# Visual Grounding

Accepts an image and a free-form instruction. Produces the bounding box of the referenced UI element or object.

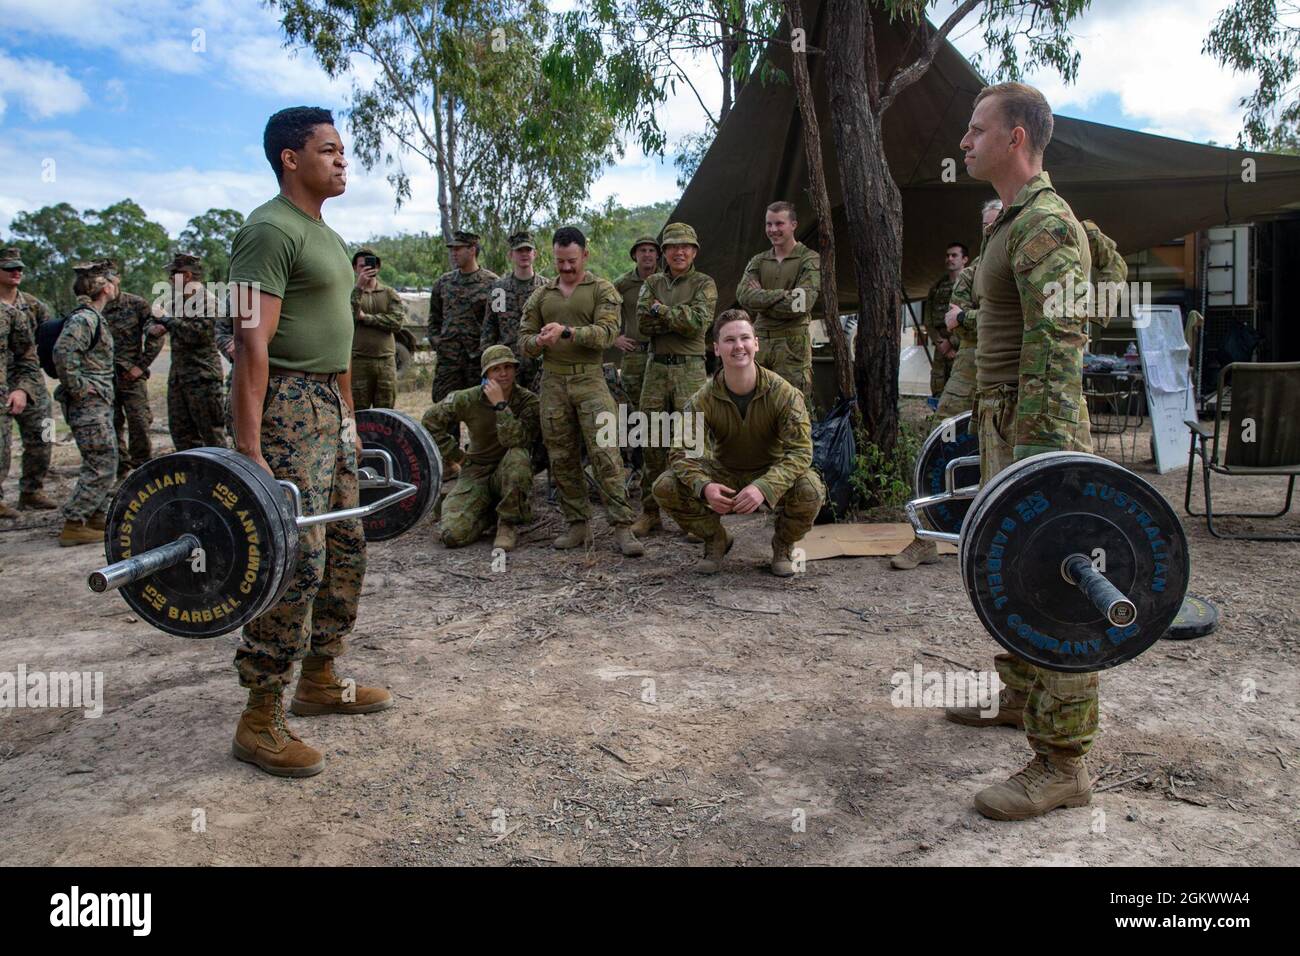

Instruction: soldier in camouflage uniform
[422,345,540,552]
[614,235,661,420]
[215,312,235,440]
[429,230,497,409]
[949,82,1100,820]
[0,248,56,517]
[481,231,548,393]
[53,260,118,546]
[158,253,226,450]
[1081,219,1129,329]
[630,223,717,537]
[519,226,642,556]
[655,309,824,576]
[226,105,391,778]
[349,248,405,409]
[736,201,820,405]
[104,269,164,474]
[922,243,970,397]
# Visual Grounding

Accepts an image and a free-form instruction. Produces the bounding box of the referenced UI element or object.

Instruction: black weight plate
[961,453,1190,672]
[190,448,300,623]
[104,450,292,638]
[355,408,442,541]
[913,411,980,534]
[1162,594,1220,640]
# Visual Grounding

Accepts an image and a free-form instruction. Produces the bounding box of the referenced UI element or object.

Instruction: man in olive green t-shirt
[226,106,392,780]
[518,226,642,557]
[349,247,406,409]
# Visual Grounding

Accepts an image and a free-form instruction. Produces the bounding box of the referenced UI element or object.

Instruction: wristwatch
[492,400,508,412]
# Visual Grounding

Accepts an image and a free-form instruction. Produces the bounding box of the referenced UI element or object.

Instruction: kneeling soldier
[653,309,823,576]
[423,344,540,551]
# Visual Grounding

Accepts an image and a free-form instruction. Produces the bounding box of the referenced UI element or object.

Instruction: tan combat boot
[88,511,107,531]
[629,509,661,538]
[973,754,1092,820]
[232,689,325,778]
[58,518,103,547]
[771,539,798,577]
[613,524,645,557]
[697,529,734,575]
[289,656,395,716]
[553,521,592,550]
[945,687,1027,729]
[493,521,518,552]
[0,501,17,520]
[18,491,57,510]
[891,537,940,570]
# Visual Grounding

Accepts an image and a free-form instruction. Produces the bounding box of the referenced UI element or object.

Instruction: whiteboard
[1134,304,1196,474]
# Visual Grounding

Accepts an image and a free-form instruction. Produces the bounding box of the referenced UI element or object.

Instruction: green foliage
[178,208,245,283]
[1204,0,1300,149]
[354,232,444,289]
[848,414,927,512]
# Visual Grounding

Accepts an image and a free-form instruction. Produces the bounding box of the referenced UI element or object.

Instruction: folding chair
[1184,361,1300,540]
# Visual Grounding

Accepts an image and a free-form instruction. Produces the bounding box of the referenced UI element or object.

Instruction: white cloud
[0,52,89,120]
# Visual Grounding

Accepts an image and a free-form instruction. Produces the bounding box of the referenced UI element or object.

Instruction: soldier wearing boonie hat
[421,342,540,553]
[0,247,56,517]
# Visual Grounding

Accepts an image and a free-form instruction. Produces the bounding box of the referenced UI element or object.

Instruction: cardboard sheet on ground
[799,523,958,561]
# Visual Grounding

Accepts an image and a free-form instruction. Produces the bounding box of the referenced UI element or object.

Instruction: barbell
[906,418,1196,672]
[88,408,442,639]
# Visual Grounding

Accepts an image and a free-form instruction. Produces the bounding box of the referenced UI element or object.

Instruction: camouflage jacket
[1082,220,1129,328]
[735,242,820,333]
[614,269,650,343]
[214,313,234,363]
[671,365,812,506]
[924,274,960,351]
[950,260,978,348]
[480,272,547,355]
[105,291,163,377]
[161,288,223,381]
[973,170,1091,458]
[518,273,622,367]
[422,383,539,468]
[428,266,498,348]
[54,302,115,404]
[1,290,49,401]
[636,266,717,356]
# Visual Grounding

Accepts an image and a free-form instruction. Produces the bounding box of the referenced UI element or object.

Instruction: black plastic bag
[812,398,856,523]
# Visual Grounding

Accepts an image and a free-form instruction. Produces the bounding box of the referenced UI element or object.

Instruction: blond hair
[974,82,1054,156]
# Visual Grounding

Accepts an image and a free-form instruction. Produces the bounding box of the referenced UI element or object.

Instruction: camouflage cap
[628,234,661,260]
[72,259,116,278]
[660,222,699,248]
[0,248,25,269]
[167,252,204,278]
[508,231,536,251]
[480,344,519,374]
[446,230,481,248]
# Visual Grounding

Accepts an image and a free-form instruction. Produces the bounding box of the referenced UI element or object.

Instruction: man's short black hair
[947,241,970,257]
[264,106,335,182]
[552,226,587,249]
[352,249,380,267]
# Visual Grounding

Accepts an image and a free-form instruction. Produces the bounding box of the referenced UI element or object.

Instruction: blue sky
[0,0,1259,243]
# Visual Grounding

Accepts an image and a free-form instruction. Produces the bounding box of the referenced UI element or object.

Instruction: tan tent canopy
[671,0,1300,308]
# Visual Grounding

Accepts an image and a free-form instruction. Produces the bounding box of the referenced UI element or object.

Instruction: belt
[650,353,705,365]
[543,360,602,376]
[755,324,809,339]
[268,365,339,383]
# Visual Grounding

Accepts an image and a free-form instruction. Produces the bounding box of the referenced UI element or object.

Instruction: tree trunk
[826,0,904,479]
[782,0,852,405]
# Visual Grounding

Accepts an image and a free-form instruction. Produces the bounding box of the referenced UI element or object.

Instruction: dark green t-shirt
[228,194,355,373]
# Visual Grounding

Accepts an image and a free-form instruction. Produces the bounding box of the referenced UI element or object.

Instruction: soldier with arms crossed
[228,106,392,779]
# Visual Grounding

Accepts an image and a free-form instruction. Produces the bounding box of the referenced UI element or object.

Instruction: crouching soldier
[422,344,540,551]
[653,309,823,576]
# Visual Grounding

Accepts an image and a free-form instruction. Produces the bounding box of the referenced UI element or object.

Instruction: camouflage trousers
[930,353,954,397]
[653,461,825,547]
[222,367,235,443]
[0,383,52,499]
[351,355,398,410]
[936,347,975,416]
[756,327,812,407]
[430,335,480,404]
[59,392,118,521]
[620,350,649,415]
[638,356,707,517]
[235,375,367,690]
[540,366,633,526]
[168,368,226,451]
[976,383,1098,759]
[439,448,534,547]
[113,375,153,470]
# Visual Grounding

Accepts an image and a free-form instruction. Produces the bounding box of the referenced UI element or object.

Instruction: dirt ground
[2,374,1297,867]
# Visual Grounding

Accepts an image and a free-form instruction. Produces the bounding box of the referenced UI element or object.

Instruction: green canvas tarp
[671,0,1300,308]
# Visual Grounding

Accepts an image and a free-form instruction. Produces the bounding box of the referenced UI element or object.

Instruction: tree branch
[879,0,983,114]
